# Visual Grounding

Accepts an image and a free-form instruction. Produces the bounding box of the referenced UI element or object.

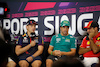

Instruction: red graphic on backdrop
[24,2,56,11]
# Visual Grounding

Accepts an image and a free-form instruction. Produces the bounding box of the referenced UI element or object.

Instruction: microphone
[30,32,36,40]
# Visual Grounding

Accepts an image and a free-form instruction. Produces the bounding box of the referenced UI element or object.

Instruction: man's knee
[46,59,53,66]
[7,61,16,67]
[19,60,29,67]
[31,60,42,67]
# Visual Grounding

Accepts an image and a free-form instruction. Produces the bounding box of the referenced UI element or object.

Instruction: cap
[60,20,70,27]
[84,21,99,29]
[26,20,38,25]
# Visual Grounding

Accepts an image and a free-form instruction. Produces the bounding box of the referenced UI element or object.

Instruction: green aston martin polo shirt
[50,34,76,52]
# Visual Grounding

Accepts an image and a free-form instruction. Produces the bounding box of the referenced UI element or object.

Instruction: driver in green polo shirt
[46,20,76,67]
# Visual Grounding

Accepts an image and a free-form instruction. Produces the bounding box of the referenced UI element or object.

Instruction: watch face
[0,7,4,15]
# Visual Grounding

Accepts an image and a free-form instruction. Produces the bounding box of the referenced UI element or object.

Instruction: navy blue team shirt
[16,33,43,60]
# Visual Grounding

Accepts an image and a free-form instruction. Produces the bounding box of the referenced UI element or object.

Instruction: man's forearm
[89,39,100,53]
[16,44,31,56]
[32,46,43,57]
[78,48,91,55]
[61,52,75,56]
[61,50,76,56]
[48,49,56,56]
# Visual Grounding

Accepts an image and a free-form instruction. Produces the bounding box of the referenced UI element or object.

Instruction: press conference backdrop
[1,2,100,43]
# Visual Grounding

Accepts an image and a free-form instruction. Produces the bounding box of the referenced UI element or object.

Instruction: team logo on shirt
[96,37,100,40]
[87,41,90,45]
[56,38,61,43]
[23,37,28,43]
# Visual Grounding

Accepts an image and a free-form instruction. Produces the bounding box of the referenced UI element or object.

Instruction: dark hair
[60,26,69,28]
[91,21,99,31]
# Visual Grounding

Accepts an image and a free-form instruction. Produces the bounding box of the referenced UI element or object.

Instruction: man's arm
[15,40,36,56]
[31,45,44,57]
[26,45,43,62]
[88,29,100,53]
[26,45,44,62]
[61,49,76,56]
[48,45,60,56]
[48,45,54,55]
[15,44,31,56]
[78,36,92,55]
[89,39,100,54]
[78,47,91,55]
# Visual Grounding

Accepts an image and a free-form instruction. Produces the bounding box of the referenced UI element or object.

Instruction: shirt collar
[22,33,28,37]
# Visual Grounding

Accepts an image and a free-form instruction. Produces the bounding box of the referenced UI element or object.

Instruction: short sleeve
[17,36,22,46]
[49,35,55,47]
[38,35,44,46]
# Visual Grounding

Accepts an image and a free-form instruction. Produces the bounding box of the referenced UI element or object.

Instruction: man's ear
[95,27,98,31]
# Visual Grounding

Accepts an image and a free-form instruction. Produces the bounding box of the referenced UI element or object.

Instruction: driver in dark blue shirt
[15,20,44,67]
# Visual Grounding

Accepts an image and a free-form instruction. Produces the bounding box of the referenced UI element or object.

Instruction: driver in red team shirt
[79,21,100,67]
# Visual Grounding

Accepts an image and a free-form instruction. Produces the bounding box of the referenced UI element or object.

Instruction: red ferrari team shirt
[80,32,100,57]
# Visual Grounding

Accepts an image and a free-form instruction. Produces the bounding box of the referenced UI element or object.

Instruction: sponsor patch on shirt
[23,37,28,43]
[65,39,70,42]
[87,41,90,45]
[34,38,38,43]
[56,38,61,43]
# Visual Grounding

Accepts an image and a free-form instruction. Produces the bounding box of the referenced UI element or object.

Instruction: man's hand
[26,56,33,62]
[89,33,95,39]
[53,50,61,57]
[30,40,36,47]
[95,41,100,45]
[89,29,95,39]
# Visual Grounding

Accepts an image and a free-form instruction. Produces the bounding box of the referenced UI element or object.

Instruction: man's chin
[31,31,35,33]
[63,33,68,36]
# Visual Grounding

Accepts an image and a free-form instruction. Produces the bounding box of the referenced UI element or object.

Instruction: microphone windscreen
[30,32,36,40]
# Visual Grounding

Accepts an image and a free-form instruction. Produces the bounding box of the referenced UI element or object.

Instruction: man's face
[87,27,95,34]
[60,26,69,35]
[26,24,36,33]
